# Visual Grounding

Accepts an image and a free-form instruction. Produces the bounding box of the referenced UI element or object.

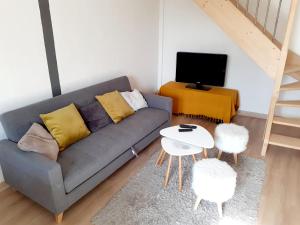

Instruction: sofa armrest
[143,93,173,119]
[0,140,66,214]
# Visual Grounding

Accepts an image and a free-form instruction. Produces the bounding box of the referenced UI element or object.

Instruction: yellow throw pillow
[40,103,90,151]
[96,91,134,123]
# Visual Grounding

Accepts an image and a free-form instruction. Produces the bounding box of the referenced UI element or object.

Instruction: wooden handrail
[195,0,281,79]
[231,0,293,48]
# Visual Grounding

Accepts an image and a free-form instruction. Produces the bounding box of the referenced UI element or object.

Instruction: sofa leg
[54,212,64,224]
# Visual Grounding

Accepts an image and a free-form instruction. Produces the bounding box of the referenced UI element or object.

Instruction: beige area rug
[92,152,265,225]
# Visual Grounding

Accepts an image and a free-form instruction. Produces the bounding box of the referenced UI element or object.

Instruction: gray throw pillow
[17,123,59,160]
[79,101,112,132]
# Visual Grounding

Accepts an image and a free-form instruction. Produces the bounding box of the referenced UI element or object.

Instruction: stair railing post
[255,0,261,24]
[263,0,272,32]
[246,0,250,13]
[272,0,283,41]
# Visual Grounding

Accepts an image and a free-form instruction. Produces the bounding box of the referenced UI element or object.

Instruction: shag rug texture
[92,152,265,225]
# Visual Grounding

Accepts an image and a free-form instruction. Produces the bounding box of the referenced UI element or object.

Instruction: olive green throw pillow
[40,103,91,150]
[96,91,134,123]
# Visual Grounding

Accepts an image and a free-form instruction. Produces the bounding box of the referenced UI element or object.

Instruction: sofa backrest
[0,76,131,143]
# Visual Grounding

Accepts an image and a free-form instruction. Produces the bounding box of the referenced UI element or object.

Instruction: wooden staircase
[194,0,300,156]
[263,49,300,156]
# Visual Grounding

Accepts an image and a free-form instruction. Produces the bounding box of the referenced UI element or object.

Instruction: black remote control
[178,128,193,132]
[179,124,197,129]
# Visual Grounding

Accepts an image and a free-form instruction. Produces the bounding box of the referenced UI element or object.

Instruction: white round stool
[192,158,237,217]
[214,123,249,164]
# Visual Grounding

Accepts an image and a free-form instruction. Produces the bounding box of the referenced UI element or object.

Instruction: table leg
[203,148,208,158]
[178,156,182,192]
[159,151,166,166]
[217,150,222,159]
[155,149,164,166]
[192,154,197,162]
[164,155,172,187]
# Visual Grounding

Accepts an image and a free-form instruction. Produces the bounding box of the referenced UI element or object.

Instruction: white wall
[0,1,53,181]
[290,2,300,54]
[0,0,160,183]
[158,0,275,114]
[49,0,159,93]
[0,0,52,131]
[0,0,299,184]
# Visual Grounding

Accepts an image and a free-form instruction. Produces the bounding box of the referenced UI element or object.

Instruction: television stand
[186,83,211,91]
[159,81,239,123]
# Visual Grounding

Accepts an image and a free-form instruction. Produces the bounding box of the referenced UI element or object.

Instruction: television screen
[176,52,228,87]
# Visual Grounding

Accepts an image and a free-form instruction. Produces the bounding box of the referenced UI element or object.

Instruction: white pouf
[214,123,249,164]
[192,158,237,217]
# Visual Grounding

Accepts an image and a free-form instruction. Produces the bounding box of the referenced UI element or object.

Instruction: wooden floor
[0,115,299,225]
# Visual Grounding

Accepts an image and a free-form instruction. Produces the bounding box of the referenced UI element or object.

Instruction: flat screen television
[176,52,228,90]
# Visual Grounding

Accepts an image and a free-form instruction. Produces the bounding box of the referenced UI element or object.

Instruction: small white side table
[157,125,214,192]
[160,138,203,191]
[156,125,214,167]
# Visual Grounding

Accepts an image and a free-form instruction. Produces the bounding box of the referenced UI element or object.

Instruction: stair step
[276,100,300,108]
[269,134,300,150]
[284,64,300,74]
[273,116,300,128]
[280,81,300,91]
[286,72,300,81]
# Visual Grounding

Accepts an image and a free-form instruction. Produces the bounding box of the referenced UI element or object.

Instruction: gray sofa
[0,76,172,222]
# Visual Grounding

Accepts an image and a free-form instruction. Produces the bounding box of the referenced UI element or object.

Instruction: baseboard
[237,110,267,119]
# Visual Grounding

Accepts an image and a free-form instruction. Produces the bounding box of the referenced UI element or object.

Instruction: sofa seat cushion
[58,108,169,193]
